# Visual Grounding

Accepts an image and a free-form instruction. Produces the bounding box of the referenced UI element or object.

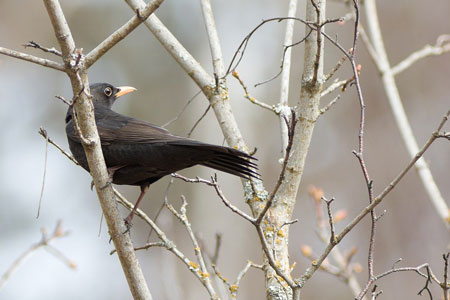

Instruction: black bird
[65,83,258,223]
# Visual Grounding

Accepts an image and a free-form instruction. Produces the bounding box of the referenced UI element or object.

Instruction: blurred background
[0,0,449,299]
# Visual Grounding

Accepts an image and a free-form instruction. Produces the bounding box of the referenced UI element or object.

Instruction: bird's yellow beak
[115,86,137,98]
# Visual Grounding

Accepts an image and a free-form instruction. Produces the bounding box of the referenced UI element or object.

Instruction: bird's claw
[122,214,134,234]
[100,181,112,190]
[90,180,112,190]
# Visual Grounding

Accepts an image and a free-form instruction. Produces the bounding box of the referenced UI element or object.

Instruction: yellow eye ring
[104,87,113,97]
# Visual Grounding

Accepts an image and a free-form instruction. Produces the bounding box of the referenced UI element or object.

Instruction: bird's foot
[122,213,134,234]
[100,180,112,190]
[90,180,113,190]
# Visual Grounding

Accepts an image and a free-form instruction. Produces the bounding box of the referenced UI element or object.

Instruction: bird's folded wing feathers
[66,107,178,145]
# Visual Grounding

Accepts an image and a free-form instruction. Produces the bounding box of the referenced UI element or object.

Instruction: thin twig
[357,260,441,298]
[322,197,336,244]
[213,261,263,298]
[319,95,341,115]
[38,127,79,166]
[225,16,342,78]
[299,109,450,286]
[171,173,255,223]
[442,253,449,300]
[23,41,62,56]
[37,128,49,218]
[308,186,365,299]
[187,104,211,138]
[162,90,202,128]
[55,95,71,106]
[254,29,312,88]
[165,195,218,297]
[392,35,450,76]
[321,76,354,97]
[113,188,219,299]
[232,70,275,112]
[211,233,222,265]
[324,51,348,81]
[364,0,450,229]
[358,26,382,71]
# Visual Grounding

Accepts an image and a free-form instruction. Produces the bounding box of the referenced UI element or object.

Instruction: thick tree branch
[124,1,266,203]
[200,0,225,78]
[42,0,155,299]
[278,0,298,156]
[84,0,164,68]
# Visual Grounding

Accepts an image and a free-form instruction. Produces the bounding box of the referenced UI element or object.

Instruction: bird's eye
[104,87,113,97]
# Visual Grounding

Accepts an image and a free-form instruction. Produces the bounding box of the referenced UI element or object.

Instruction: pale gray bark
[41,0,162,299]
[364,0,449,230]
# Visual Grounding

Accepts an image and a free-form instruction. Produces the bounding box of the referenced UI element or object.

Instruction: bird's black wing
[67,107,259,180]
[66,106,173,145]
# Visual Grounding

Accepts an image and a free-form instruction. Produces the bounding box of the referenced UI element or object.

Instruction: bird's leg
[124,184,149,229]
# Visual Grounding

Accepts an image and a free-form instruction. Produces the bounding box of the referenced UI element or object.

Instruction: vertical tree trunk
[263,1,326,299]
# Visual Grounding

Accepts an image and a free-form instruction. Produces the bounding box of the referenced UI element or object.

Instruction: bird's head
[90,83,137,109]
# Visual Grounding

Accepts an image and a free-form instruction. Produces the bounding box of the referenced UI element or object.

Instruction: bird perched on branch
[65,83,258,224]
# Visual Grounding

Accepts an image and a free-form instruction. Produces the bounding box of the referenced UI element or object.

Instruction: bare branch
[134,242,166,251]
[322,197,336,244]
[357,261,440,300]
[187,104,211,138]
[278,0,298,157]
[232,70,275,112]
[308,186,365,299]
[300,109,450,285]
[171,173,255,223]
[254,29,313,88]
[442,253,449,300]
[165,195,218,297]
[324,51,348,81]
[358,26,382,70]
[23,41,62,56]
[113,188,219,298]
[84,0,164,68]
[38,127,79,166]
[125,0,212,87]
[319,95,341,115]
[321,77,352,97]
[0,46,64,71]
[255,110,297,226]
[392,35,450,76]
[162,90,202,128]
[213,260,263,298]
[364,0,450,229]
[42,1,155,298]
[37,127,49,218]
[200,0,225,78]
